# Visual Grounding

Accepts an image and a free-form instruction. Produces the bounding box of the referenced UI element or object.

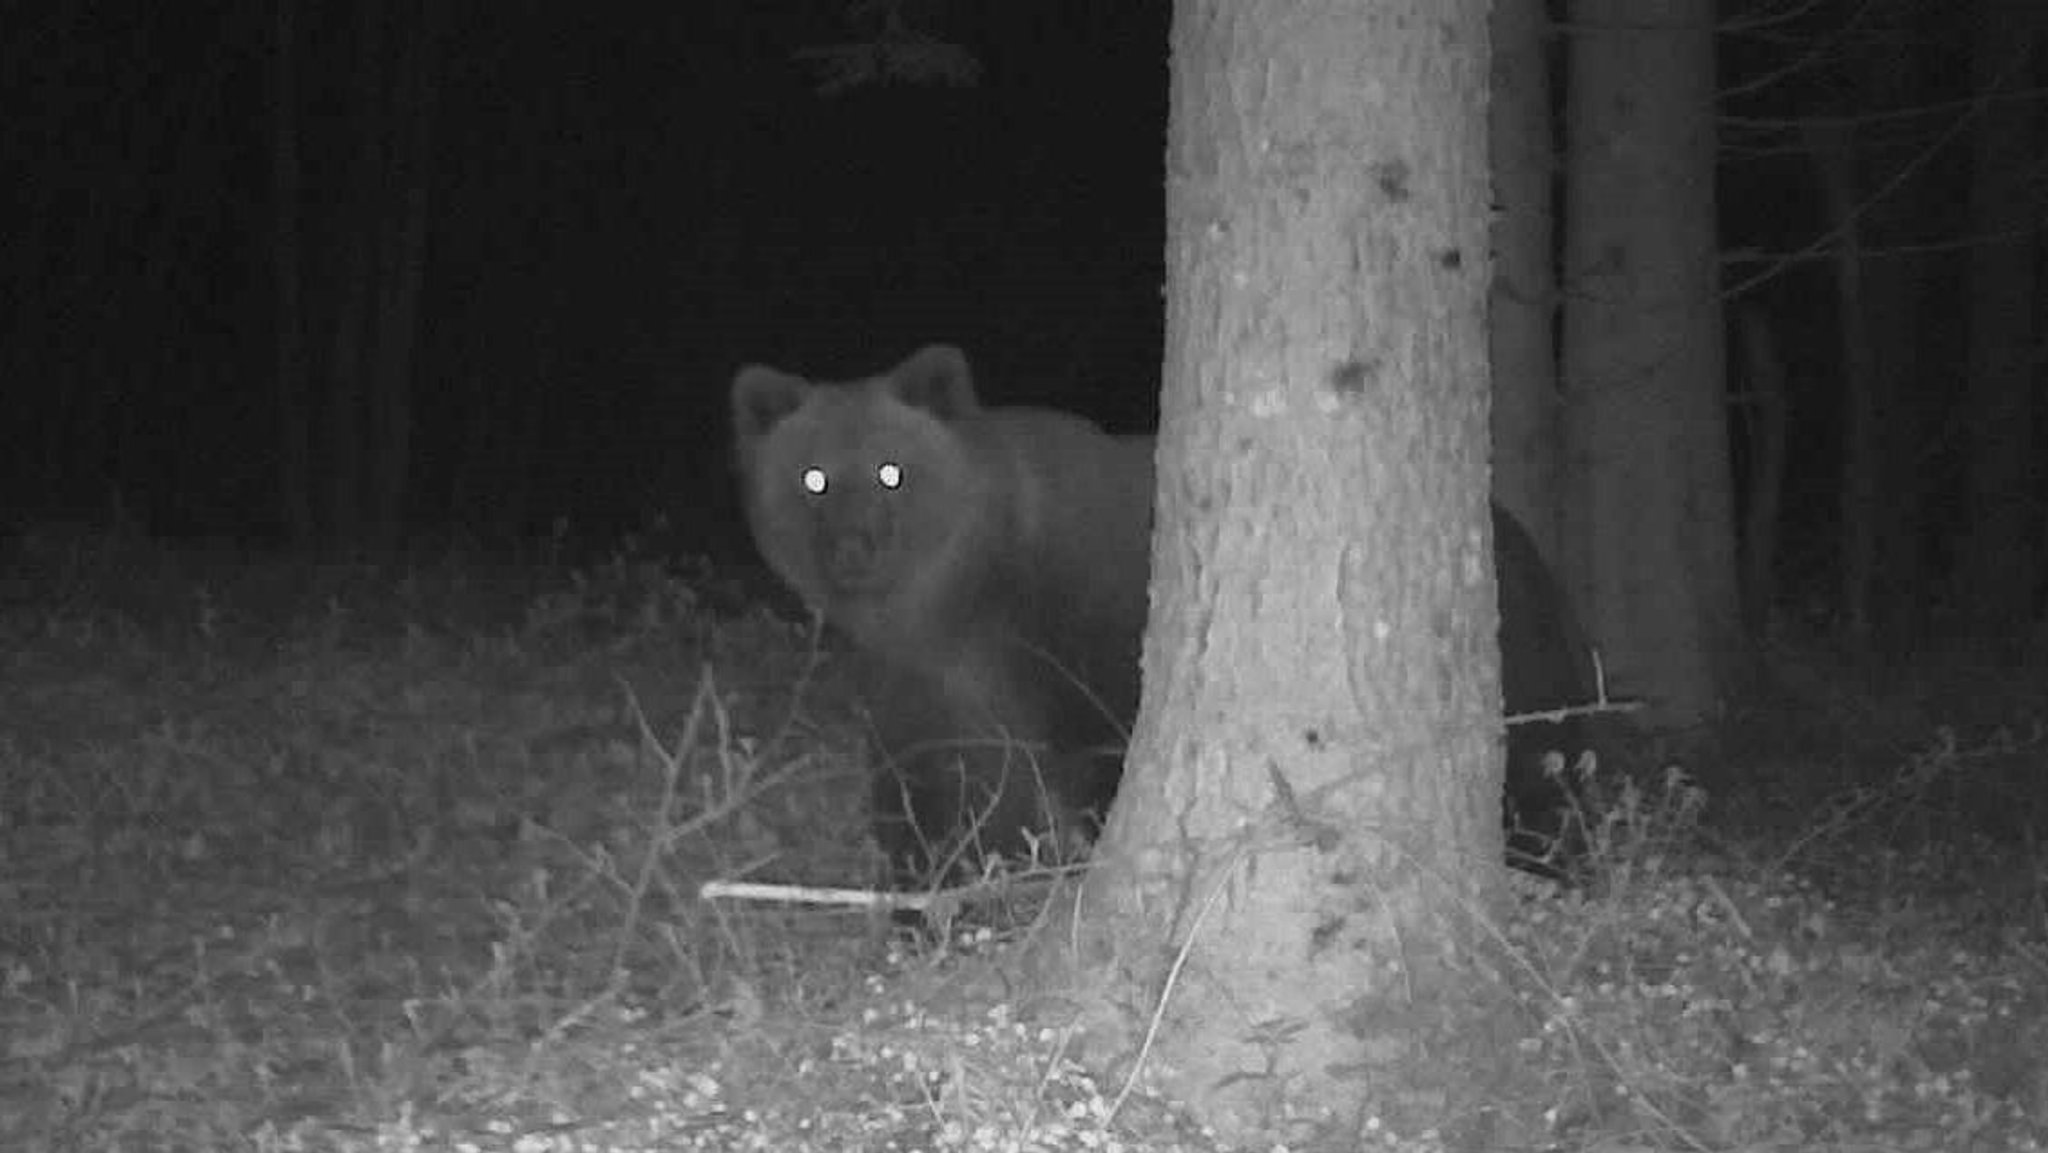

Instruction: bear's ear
[732,366,811,440]
[886,345,978,420]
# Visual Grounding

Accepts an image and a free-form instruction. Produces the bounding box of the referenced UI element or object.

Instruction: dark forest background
[2,2,1168,555]
[2,0,2042,657]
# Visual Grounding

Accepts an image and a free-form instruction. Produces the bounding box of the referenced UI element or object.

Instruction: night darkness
[3,1,1170,560]
[2,1,2043,643]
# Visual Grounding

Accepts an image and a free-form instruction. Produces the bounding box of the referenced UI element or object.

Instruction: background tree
[1561,0,1739,730]
[1489,0,1566,561]
[1796,3,1945,659]
[1954,0,2044,643]
[1034,0,1526,1144]
[271,0,438,551]
[1,6,234,529]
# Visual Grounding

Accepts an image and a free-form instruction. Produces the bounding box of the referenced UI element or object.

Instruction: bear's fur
[1491,505,1596,873]
[731,345,1155,881]
[731,344,1594,884]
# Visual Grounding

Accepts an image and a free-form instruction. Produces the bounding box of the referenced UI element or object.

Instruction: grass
[0,525,2044,1151]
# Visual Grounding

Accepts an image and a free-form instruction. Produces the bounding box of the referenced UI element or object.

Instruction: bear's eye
[800,466,829,496]
[876,461,904,490]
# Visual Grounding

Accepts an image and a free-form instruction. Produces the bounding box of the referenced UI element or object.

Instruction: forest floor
[1,526,2045,1152]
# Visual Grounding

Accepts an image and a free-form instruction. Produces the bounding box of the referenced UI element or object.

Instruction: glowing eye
[800,467,828,496]
[876,461,903,489]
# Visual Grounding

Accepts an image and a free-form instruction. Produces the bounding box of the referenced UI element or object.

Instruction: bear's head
[731,345,992,628]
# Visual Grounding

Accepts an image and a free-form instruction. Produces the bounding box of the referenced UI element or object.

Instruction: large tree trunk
[1034,1,1523,1144]
[1954,0,2043,643]
[1489,0,1564,561]
[1561,0,1739,729]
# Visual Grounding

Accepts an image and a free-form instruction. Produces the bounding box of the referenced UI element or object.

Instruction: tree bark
[1034,2,1527,1144]
[1731,305,1786,638]
[272,0,314,546]
[366,0,437,551]
[1806,22,1941,660]
[1488,0,1565,562]
[1805,119,1883,646]
[272,0,435,552]
[1955,0,2043,643]
[1561,0,1739,728]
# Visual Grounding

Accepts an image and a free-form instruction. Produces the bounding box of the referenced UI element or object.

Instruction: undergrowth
[0,529,2043,1151]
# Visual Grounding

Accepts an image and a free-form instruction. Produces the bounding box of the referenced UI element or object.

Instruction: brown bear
[1491,505,1598,874]
[731,345,1155,883]
[731,345,1593,885]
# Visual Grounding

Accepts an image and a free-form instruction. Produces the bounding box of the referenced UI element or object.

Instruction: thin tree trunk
[313,0,435,553]
[1805,121,1880,643]
[1955,0,2043,642]
[1732,305,1786,637]
[325,230,370,549]
[366,0,437,551]
[271,0,314,546]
